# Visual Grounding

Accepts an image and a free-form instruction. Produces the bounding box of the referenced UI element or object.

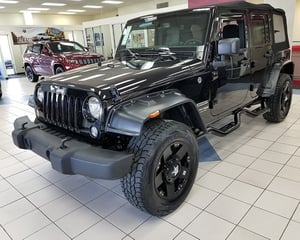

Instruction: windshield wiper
[140,47,177,61]
[118,48,139,61]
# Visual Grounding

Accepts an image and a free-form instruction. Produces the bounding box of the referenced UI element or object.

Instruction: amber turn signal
[149,110,160,118]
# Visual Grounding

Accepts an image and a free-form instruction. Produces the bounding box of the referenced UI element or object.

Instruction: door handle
[264,50,273,58]
[241,58,250,66]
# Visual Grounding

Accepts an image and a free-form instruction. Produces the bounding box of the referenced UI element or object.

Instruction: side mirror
[41,49,49,55]
[218,38,240,55]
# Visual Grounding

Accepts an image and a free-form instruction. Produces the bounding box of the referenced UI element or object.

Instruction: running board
[245,106,269,117]
[208,112,241,135]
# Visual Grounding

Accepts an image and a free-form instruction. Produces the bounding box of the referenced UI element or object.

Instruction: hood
[46,57,201,100]
[61,52,101,59]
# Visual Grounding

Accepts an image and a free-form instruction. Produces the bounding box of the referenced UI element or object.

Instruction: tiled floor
[1,77,300,239]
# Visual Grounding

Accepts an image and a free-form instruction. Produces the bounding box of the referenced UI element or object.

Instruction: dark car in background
[23,40,104,82]
[0,80,2,99]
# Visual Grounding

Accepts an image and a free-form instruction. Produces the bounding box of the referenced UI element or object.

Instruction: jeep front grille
[41,91,83,132]
[78,57,102,65]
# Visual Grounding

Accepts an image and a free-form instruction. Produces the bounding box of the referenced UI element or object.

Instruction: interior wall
[92,10,118,20]
[293,0,300,41]
[0,14,24,25]
[0,13,95,26]
[117,0,187,16]
[32,14,94,26]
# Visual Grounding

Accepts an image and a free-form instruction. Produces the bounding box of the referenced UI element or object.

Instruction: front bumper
[12,116,133,179]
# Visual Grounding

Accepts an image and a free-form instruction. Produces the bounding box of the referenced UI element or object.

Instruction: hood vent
[157,2,168,8]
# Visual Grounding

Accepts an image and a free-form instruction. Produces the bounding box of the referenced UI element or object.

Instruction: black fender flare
[105,90,206,136]
[261,60,294,97]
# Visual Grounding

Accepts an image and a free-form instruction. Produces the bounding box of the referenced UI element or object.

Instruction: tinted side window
[273,14,286,43]
[250,14,270,46]
[32,44,42,54]
[25,46,33,53]
[219,14,246,49]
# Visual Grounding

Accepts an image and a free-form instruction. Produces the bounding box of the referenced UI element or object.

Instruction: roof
[129,1,285,23]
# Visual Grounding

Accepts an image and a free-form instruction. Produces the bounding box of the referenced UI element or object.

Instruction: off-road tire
[25,65,39,82]
[263,73,292,122]
[121,119,198,216]
[55,66,64,74]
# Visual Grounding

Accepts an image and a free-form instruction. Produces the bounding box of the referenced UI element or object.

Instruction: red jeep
[23,40,104,82]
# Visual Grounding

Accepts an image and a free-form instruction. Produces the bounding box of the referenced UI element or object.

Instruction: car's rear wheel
[121,119,198,216]
[55,66,64,74]
[263,73,292,122]
[25,65,39,82]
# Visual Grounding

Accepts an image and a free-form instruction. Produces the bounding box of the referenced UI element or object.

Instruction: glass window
[32,44,42,54]
[250,14,270,46]
[120,11,210,49]
[273,14,286,43]
[49,41,86,53]
[219,14,246,48]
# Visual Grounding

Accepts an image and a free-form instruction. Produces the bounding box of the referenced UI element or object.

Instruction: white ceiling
[0,0,143,15]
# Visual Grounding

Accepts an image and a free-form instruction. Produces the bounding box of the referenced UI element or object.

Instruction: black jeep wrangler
[12,2,294,216]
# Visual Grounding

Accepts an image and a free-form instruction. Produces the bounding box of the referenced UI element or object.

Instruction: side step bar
[245,105,269,117]
[208,112,241,135]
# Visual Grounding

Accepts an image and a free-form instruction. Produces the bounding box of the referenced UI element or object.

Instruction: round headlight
[87,97,102,119]
[36,87,44,102]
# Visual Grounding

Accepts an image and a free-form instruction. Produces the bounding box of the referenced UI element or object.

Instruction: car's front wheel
[263,73,293,122]
[121,119,198,216]
[55,66,64,74]
[25,65,39,82]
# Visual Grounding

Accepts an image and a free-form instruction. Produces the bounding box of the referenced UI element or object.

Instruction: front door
[211,13,251,116]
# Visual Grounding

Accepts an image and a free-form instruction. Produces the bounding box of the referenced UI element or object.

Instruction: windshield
[118,10,210,59]
[49,41,86,53]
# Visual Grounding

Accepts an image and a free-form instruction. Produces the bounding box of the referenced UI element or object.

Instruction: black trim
[12,116,133,179]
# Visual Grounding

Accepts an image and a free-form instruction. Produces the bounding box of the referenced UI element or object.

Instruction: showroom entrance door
[0,34,15,77]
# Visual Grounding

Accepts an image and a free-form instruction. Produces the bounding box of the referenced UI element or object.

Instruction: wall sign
[11,27,65,45]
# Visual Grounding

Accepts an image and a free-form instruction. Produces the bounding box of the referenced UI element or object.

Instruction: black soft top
[127,1,284,24]
[212,1,284,14]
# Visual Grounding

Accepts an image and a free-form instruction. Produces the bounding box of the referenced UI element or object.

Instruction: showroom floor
[1,76,300,240]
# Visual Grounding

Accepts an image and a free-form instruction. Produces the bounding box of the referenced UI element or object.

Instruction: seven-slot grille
[41,91,84,132]
[78,57,102,65]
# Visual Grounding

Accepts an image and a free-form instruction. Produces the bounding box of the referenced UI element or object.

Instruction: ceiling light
[42,3,66,6]
[0,6,5,8]
[102,1,123,4]
[83,5,103,9]
[58,12,76,14]
[20,10,41,13]
[27,8,49,11]
[67,9,86,12]
[0,0,18,3]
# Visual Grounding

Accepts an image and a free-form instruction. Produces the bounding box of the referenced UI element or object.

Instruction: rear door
[39,44,54,76]
[30,44,42,73]
[249,11,272,97]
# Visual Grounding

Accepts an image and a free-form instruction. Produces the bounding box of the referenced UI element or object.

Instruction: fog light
[90,126,99,138]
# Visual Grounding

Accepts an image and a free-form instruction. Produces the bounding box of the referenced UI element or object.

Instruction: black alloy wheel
[121,119,198,216]
[25,65,39,82]
[155,141,193,201]
[263,73,292,122]
[55,66,64,74]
